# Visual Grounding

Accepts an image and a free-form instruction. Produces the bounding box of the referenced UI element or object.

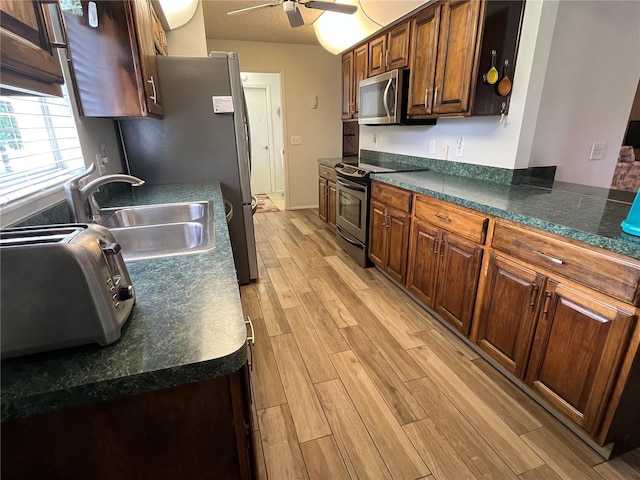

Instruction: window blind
[0,90,84,206]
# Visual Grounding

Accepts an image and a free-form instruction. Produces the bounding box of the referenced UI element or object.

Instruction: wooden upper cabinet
[352,44,368,117]
[476,254,546,379]
[525,281,636,435]
[433,0,482,115]
[368,21,410,77]
[64,0,162,117]
[0,0,64,96]
[341,50,353,119]
[368,33,386,77]
[386,21,411,70]
[407,5,440,117]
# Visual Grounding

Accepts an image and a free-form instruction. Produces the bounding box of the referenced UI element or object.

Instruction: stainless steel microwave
[358,69,407,125]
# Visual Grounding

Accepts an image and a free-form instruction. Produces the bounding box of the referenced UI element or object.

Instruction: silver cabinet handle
[424,88,429,108]
[245,316,255,345]
[147,76,157,104]
[533,250,564,265]
[435,213,451,222]
[385,50,389,69]
[434,86,439,107]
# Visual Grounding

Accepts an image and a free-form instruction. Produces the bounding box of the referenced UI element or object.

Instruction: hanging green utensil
[497,59,512,96]
[484,50,499,85]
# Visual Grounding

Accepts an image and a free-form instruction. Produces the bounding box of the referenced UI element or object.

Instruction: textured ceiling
[202,0,324,45]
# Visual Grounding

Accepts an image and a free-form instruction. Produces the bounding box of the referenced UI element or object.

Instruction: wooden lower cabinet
[2,364,256,480]
[525,282,635,435]
[369,198,411,284]
[476,254,545,378]
[318,177,328,222]
[318,165,336,228]
[406,218,483,335]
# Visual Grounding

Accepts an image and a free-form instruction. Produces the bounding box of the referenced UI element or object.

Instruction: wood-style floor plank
[299,436,351,480]
[407,375,519,480]
[271,333,331,443]
[341,325,427,425]
[317,266,364,308]
[255,282,291,336]
[593,457,640,480]
[521,428,605,480]
[298,291,351,355]
[267,266,301,309]
[330,350,430,480]
[348,303,426,382]
[284,306,338,384]
[279,256,313,294]
[518,465,564,480]
[257,241,281,268]
[416,328,542,435]
[250,314,288,410]
[325,255,370,291]
[403,418,475,480]
[409,345,544,474]
[315,380,393,480]
[268,235,292,259]
[308,277,358,328]
[253,429,269,480]
[258,405,309,480]
[291,217,314,235]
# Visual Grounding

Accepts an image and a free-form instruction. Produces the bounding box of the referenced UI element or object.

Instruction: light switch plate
[290,136,303,145]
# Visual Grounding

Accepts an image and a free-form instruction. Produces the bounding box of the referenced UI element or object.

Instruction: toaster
[1,223,135,358]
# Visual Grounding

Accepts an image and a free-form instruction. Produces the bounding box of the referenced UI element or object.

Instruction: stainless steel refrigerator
[118,53,258,284]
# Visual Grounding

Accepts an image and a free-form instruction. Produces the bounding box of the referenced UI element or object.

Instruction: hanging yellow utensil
[484,50,499,85]
[497,59,512,96]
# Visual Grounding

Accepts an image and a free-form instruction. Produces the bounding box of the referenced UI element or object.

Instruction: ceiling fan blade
[303,1,357,14]
[227,3,279,16]
[287,8,304,27]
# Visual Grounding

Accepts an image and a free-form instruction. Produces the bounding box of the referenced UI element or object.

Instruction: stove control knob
[358,170,366,175]
[119,285,135,301]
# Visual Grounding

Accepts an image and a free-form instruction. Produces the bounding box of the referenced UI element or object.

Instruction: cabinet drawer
[372,183,412,213]
[414,195,489,244]
[319,165,337,182]
[493,221,640,306]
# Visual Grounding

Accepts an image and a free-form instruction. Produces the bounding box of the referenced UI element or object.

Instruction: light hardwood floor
[242,209,640,480]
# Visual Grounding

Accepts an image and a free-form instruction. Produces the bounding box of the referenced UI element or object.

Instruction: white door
[245,86,273,194]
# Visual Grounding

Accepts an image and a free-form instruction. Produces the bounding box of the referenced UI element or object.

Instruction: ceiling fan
[227,0,358,28]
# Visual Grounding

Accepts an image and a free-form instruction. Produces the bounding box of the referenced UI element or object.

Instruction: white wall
[207,39,342,209]
[166,0,207,56]
[360,0,640,188]
[528,0,640,187]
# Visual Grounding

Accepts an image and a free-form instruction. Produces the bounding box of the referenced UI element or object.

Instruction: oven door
[335,175,368,243]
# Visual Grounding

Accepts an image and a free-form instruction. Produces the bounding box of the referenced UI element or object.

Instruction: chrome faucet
[64,164,145,223]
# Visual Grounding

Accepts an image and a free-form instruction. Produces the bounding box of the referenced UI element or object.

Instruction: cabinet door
[368,33,386,77]
[0,0,64,96]
[369,199,387,268]
[131,0,163,116]
[327,181,337,228]
[318,177,327,222]
[476,254,545,378]
[407,5,440,117]
[435,231,483,334]
[433,0,481,115]
[385,207,411,284]
[341,51,353,119]
[387,22,410,70]
[526,282,636,434]
[406,219,440,308]
[352,44,368,117]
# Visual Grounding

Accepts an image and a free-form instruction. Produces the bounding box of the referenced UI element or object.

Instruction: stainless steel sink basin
[99,201,215,261]
[100,201,207,228]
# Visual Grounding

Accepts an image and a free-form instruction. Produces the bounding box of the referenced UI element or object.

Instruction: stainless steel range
[334,160,427,267]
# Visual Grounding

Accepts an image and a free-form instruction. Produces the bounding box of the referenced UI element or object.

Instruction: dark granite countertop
[372,171,640,260]
[1,182,247,421]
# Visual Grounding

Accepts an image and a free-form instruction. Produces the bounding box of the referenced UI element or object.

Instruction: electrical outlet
[455,136,464,158]
[589,142,606,160]
[428,140,436,154]
[440,144,449,160]
[372,133,378,147]
[290,136,303,145]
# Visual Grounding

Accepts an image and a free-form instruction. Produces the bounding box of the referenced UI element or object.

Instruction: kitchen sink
[99,202,215,261]
[100,201,208,228]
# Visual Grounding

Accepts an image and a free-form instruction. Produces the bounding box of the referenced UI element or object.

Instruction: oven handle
[337,179,367,192]
[337,226,364,248]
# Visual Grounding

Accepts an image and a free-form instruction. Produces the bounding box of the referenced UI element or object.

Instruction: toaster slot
[0,225,84,246]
